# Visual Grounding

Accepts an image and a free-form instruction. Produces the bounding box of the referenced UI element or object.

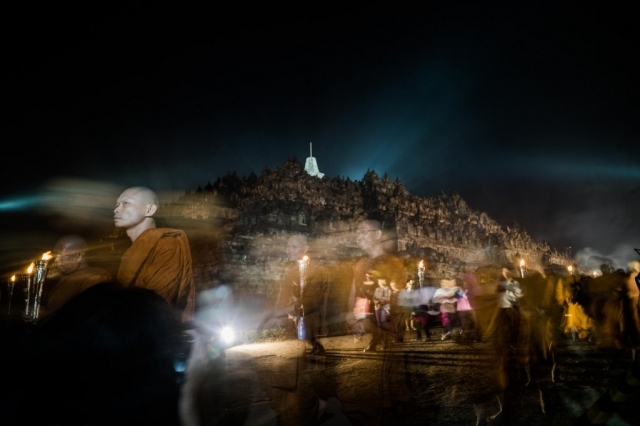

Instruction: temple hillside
[117,157,573,303]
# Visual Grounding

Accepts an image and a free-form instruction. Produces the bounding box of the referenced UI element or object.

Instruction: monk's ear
[374,229,382,241]
[146,203,158,217]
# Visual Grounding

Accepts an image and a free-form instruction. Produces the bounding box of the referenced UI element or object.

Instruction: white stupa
[304,142,324,178]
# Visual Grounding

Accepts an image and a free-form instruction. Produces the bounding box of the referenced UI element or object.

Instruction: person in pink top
[456,275,478,342]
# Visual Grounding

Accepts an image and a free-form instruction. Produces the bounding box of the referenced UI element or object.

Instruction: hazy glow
[220,326,235,345]
[0,196,41,211]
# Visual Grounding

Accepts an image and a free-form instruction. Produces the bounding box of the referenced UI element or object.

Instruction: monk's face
[286,236,307,261]
[355,222,381,252]
[114,189,150,229]
[53,242,83,275]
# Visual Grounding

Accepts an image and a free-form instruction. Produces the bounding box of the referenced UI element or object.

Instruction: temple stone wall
[104,158,571,307]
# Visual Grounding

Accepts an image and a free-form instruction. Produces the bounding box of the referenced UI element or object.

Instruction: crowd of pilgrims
[0,215,638,426]
[340,261,640,352]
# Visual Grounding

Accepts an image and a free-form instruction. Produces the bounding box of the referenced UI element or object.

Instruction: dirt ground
[194,328,638,426]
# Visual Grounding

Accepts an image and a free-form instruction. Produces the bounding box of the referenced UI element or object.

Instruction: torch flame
[568,265,573,273]
[519,259,525,267]
[303,255,309,262]
[27,262,34,274]
[41,251,52,261]
[11,275,15,282]
[419,260,424,269]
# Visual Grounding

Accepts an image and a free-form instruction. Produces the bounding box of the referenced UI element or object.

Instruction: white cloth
[496,279,522,308]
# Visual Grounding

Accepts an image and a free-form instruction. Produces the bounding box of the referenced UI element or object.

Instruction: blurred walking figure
[433,278,459,340]
[456,284,477,341]
[398,279,417,339]
[346,219,406,351]
[413,280,438,341]
[373,276,392,332]
[492,268,523,347]
[342,219,410,425]
[624,261,640,334]
[43,234,112,317]
[258,234,329,356]
[557,273,593,340]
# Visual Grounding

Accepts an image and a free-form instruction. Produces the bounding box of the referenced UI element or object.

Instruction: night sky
[1,2,638,274]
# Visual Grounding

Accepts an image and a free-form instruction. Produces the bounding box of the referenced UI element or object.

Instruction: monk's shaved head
[54,234,88,255]
[114,186,159,242]
[125,186,159,206]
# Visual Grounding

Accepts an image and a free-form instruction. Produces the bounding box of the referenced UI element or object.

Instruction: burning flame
[41,251,52,261]
[519,259,525,267]
[27,262,34,274]
[419,260,424,269]
[303,255,309,262]
[568,265,573,273]
[11,275,15,282]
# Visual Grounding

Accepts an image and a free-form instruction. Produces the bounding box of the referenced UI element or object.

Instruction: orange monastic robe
[117,228,195,322]
[46,266,112,315]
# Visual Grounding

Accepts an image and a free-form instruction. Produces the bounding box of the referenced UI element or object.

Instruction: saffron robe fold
[46,266,112,315]
[117,228,195,322]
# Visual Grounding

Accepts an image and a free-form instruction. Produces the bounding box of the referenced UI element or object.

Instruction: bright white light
[220,326,235,344]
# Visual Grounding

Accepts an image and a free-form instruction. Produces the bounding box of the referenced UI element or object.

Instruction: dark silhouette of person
[0,281,184,426]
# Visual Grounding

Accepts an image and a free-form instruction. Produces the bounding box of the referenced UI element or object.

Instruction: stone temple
[99,155,572,308]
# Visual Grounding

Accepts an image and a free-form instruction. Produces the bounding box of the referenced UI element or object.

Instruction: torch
[6,275,15,315]
[31,251,52,321]
[22,263,35,320]
[519,259,526,279]
[418,260,425,289]
[296,255,309,340]
[567,265,574,277]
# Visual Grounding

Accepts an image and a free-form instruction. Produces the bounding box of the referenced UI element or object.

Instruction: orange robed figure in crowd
[44,234,112,316]
[114,186,196,322]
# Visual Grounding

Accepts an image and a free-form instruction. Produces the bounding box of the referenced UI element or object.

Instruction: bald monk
[44,234,112,316]
[114,186,195,322]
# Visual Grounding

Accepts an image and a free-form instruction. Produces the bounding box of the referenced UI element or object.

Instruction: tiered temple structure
[125,157,572,305]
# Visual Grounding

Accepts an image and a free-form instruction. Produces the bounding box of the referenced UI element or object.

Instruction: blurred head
[53,234,89,275]
[502,268,513,280]
[286,234,308,261]
[440,278,456,288]
[355,220,382,252]
[114,186,158,234]
[627,261,640,274]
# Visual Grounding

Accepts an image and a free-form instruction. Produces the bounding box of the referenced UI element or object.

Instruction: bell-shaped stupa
[304,142,324,178]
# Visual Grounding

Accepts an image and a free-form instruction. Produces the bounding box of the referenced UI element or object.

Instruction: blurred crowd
[0,185,638,426]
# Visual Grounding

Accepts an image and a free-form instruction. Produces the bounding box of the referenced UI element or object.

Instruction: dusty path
[199,332,637,425]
